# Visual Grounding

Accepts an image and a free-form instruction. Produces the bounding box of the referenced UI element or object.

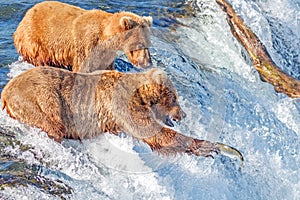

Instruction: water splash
[0,0,300,199]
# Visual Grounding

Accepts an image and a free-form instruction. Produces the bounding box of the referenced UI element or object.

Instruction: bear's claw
[188,139,220,157]
[190,139,244,166]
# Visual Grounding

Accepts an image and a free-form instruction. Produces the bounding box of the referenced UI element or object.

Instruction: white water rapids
[0,0,299,199]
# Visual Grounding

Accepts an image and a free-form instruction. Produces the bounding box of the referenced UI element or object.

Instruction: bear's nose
[140,58,152,68]
[138,49,152,68]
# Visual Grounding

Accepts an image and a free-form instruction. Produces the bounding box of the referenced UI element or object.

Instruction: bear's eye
[172,96,177,104]
[167,94,177,105]
[136,44,145,50]
[173,96,177,103]
[150,97,159,106]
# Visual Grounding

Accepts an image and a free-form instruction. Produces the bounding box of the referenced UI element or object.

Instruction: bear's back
[20,1,86,31]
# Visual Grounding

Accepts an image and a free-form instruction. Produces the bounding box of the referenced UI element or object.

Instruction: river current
[0,0,299,199]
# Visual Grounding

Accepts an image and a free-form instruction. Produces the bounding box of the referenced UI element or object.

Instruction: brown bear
[1,67,243,160]
[13,1,152,72]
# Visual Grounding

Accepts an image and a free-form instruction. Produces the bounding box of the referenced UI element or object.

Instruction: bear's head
[146,68,186,127]
[111,68,186,138]
[130,68,186,127]
[104,12,152,68]
[119,15,152,68]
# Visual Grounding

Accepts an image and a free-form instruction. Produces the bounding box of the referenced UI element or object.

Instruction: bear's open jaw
[165,116,174,127]
[164,114,185,127]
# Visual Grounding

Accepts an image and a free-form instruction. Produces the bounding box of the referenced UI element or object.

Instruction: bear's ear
[143,16,153,26]
[120,16,137,30]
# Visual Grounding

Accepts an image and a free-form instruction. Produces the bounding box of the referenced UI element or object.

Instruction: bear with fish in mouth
[1,67,243,161]
[13,1,152,72]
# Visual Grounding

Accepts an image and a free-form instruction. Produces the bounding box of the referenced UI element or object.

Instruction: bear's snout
[165,109,186,127]
[169,107,186,122]
[127,48,152,68]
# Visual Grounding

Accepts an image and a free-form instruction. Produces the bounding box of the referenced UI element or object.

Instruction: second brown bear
[14,1,152,72]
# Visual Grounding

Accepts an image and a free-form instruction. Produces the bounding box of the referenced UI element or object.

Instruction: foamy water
[0,0,300,199]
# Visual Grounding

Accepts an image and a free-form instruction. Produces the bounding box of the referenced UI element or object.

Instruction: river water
[0,0,299,199]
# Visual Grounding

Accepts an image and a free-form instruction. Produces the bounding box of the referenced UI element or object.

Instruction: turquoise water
[0,0,300,199]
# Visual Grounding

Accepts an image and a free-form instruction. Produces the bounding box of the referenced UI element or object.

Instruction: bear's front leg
[142,127,219,157]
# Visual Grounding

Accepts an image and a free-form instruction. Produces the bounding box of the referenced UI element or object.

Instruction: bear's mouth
[165,109,187,127]
[165,116,174,127]
[151,104,185,127]
[164,115,183,127]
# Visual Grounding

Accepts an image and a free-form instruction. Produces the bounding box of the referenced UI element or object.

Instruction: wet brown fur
[1,67,217,156]
[13,1,152,72]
